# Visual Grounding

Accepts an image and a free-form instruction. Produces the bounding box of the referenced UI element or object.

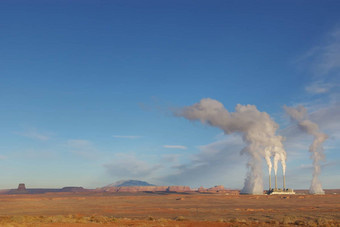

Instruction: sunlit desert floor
[0,191,339,226]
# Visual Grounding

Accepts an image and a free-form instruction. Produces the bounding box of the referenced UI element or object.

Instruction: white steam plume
[273,153,280,176]
[264,148,272,175]
[176,98,286,194]
[272,146,286,175]
[284,105,328,194]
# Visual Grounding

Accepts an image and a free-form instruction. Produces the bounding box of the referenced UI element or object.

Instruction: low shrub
[175,216,186,221]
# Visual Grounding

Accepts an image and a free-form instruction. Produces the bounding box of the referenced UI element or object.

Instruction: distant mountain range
[100,181,238,194]
[104,180,155,187]
[0,181,242,195]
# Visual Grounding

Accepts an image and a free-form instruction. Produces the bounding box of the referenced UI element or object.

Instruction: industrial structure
[267,172,295,195]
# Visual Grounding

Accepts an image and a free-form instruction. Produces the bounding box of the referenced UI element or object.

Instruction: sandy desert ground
[0,191,339,226]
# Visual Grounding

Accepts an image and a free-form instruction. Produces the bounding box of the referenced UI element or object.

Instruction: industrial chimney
[275,175,278,190]
[283,175,286,190]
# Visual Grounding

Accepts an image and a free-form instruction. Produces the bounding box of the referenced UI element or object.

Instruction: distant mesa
[17,183,27,192]
[3,184,85,195]
[167,186,191,192]
[104,180,155,187]
[10,183,28,194]
[101,180,191,193]
[101,180,239,194]
[102,180,164,193]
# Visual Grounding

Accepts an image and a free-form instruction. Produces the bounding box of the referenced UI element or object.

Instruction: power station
[267,172,295,195]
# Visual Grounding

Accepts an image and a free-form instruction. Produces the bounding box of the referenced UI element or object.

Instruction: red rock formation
[207,185,225,192]
[166,186,191,192]
[198,186,206,192]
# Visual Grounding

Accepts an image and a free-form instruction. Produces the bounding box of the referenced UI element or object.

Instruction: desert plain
[0,190,339,226]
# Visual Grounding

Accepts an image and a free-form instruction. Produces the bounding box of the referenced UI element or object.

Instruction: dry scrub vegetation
[0,192,339,226]
[0,215,339,226]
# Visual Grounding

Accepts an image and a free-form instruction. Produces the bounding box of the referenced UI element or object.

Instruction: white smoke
[264,148,272,174]
[176,98,286,194]
[284,105,328,194]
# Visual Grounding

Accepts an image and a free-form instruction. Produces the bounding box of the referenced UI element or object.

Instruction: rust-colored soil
[0,192,339,226]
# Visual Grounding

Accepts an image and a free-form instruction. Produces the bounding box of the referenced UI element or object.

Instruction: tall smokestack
[269,174,271,190]
[275,175,277,189]
[283,175,286,189]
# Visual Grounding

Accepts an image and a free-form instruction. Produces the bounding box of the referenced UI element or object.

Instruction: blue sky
[0,1,339,189]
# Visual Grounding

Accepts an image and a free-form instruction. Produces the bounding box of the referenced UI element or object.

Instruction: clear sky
[0,0,339,189]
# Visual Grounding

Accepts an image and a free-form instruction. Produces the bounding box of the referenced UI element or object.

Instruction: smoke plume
[284,105,328,194]
[176,98,286,194]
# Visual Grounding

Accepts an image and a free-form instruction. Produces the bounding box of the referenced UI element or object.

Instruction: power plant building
[267,172,295,195]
